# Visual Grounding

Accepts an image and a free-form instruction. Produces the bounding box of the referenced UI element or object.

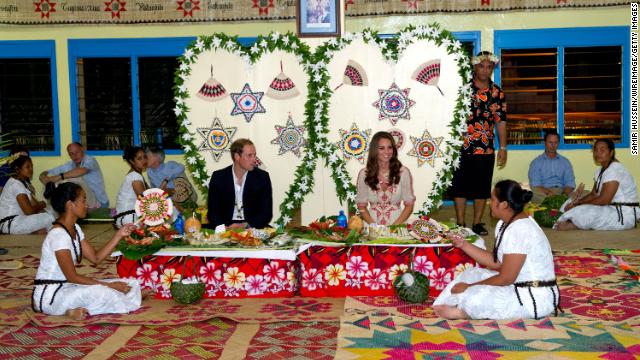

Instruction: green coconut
[534,194,569,227]
[393,271,430,303]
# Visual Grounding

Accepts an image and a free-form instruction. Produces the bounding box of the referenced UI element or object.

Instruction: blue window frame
[379,31,480,57]
[0,40,60,156]
[68,37,196,155]
[494,26,630,150]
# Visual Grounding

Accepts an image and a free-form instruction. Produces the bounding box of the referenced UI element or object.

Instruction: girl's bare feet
[554,221,578,231]
[65,308,88,321]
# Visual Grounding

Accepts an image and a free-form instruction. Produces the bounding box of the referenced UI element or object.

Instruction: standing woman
[0,155,55,234]
[356,131,415,225]
[433,180,559,320]
[114,146,148,228]
[33,182,141,320]
[555,139,639,230]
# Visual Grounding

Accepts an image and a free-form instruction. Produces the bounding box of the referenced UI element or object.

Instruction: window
[0,41,59,155]
[495,27,629,149]
[69,38,195,154]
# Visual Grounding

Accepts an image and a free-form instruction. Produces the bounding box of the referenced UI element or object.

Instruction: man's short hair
[543,129,560,142]
[230,139,254,161]
[147,147,166,162]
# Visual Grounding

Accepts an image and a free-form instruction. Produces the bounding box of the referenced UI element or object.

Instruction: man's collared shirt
[48,155,109,207]
[231,164,248,221]
[528,152,576,190]
[147,161,185,189]
[463,81,507,155]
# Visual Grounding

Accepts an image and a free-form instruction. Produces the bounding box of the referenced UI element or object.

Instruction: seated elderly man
[528,130,575,204]
[146,147,197,211]
[39,142,109,209]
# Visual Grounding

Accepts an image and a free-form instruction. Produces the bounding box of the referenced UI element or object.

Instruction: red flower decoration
[104,0,126,19]
[177,0,200,17]
[34,0,56,19]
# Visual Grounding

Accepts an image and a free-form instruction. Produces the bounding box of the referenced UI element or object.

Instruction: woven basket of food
[393,270,430,304]
[170,279,205,304]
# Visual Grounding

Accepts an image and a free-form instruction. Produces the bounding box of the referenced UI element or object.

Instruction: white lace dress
[556,162,639,230]
[433,217,558,320]
[32,225,141,316]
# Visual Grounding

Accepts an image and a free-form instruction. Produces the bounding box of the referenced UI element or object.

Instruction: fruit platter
[117,223,183,260]
[182,227,285,248]
[289,215,480,246]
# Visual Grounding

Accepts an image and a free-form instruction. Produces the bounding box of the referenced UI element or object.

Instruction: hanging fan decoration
[334,60,368,90]
[197,65,228,102]
[412,59,444,96]
[135,188,174,226]
[266,61,300,99]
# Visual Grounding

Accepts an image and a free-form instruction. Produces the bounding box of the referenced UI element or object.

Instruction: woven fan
[334,60,368,90]
[266,61,299,99]
[197,66,228,102]
[412,59,444,96]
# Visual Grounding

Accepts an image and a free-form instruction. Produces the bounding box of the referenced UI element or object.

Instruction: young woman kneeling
[433,180,560,320]
[32,182,141,320]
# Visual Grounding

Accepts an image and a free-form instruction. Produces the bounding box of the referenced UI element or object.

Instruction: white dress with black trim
[433,217,559,320]
[32,225,141,316]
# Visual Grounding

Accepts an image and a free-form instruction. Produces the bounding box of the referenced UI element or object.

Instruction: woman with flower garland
[356,131,415,226]
[554,139,639,230]
[0,155,55,234]
[33,182,141,320]
[433,180,560,320]
[114,146,148,228]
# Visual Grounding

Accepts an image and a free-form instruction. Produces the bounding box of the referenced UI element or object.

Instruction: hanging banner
[0,0,629,25]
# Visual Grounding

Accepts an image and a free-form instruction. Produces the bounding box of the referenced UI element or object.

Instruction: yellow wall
[0,6,634,205]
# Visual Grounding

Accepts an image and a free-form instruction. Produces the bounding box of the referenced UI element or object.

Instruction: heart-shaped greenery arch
[174,24,473,227]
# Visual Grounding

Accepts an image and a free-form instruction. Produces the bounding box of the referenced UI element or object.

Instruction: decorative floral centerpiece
[117,188,181,260]
[287,216,360,244]
[533,194,568,228]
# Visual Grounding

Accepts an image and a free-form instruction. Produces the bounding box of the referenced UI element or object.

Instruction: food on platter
[184,230,230,246]
[366,223,412,241]
[287,216,359,243]
[408,217,444,243]
[348,215,364,233]
[184,215,202,234]
[135,188,173,226]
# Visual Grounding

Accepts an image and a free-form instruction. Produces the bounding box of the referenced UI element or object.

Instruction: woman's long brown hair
[364,131,402,191]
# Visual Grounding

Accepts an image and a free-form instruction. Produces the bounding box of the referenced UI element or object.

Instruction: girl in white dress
[356,131,415,225]
[555,139,639,230]
[114,146,148,228]
[0,156,55,234]
[433,180,560,320]
[33,182,141,320]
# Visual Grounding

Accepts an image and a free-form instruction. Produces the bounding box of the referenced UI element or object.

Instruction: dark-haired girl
[433,180,559,320]
[0,156,54,234]
[555,139,639,230]
[114,147,148,228]
[33,182,141,320]
[355,132,415,225]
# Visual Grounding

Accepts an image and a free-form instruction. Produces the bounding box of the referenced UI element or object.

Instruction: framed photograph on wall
[296,0,341,38]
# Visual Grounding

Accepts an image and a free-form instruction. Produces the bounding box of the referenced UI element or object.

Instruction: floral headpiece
[472,51,500,66]
[6,152,27,165]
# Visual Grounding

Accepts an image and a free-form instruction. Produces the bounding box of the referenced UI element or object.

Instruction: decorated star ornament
[387,128,406,150]
[230,83,266,122]
[372,82,416,126]
[196,117,237,162]
[336,123,372,163]
[271,113,306,157]
[407,129,444,167]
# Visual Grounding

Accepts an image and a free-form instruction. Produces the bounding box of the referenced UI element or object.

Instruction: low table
[296,242,477,298]
[115,248,299,299]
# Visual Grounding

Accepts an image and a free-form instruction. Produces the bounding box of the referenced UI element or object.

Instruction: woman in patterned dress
[356,131,415,225]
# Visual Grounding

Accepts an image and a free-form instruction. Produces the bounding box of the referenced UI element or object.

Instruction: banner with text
[0,0,630,25]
